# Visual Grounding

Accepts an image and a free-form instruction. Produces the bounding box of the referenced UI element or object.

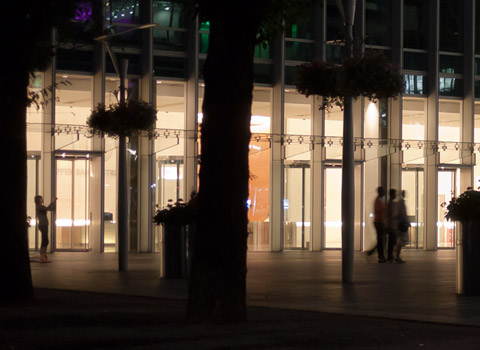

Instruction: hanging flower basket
[87,100,157,138]
[295,52,404,110]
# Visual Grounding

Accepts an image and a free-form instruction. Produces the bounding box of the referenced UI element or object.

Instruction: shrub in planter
[445,188,480,223]
[87,100,157,138]
[153,193,197,278]
[445,188,480,295]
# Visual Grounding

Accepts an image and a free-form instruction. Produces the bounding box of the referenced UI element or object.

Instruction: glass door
[155,158,184,252]
[56,156,90,251]
[324,164,362,249]
[27,154,40,250]
[401,168,424,249]
[324,166,342,248]
[283,162,311,250]
[438,169,456,248]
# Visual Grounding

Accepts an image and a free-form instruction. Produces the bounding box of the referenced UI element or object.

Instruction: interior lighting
[296,222,311,227]
[325,221,342,227]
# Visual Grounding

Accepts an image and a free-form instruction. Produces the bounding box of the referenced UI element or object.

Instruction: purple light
[74,2,93,21]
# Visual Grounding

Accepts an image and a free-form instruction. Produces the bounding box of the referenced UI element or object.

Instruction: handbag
[398,221,410,232]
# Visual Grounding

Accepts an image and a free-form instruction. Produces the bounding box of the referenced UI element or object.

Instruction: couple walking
[370,186,410,263]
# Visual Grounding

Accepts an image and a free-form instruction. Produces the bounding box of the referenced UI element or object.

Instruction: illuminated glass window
[106,0,141,46]
[55,75,93,151]
[199,21,209,54]
[439,77,463,97]
[153,1,186,51]
[404,74,426,95]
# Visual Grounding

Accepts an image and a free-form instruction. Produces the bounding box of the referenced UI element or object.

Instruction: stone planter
[456,220,480,295]
[162,223,189,278]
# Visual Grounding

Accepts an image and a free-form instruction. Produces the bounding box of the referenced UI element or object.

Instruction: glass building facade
[27,0,480,254]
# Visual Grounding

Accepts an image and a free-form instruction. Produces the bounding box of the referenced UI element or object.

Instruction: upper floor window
[439,0,464,53]
[365,0,392,47]
[403,0,428,50]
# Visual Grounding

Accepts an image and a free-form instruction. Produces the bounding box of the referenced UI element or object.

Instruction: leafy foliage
[445,189,480,222]
[295,52,405,110]
[27,80,72,111]
[87,100,157,138]
[153,193,198,226]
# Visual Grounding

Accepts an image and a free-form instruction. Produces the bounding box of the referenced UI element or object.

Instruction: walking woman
[35,195,57,263]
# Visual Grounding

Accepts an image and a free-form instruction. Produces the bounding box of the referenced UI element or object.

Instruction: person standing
[395,190,410,264]
[386,189,399,263]
[35,195,57,263]
[368,186,387,263]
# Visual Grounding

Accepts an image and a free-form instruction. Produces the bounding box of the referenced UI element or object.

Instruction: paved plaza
[2,249,480,349]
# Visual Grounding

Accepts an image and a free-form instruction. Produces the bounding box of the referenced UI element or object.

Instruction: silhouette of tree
[183,0,304,323]
[1,0,89,301]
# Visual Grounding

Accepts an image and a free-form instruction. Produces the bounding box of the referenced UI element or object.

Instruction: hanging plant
[295,52,404,110]
[87,100,157,138]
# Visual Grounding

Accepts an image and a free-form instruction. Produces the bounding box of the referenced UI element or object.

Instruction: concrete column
[388,98,402,195]
[90,38,106,253]
[138,1,154,252]
[424,0,439,251]
[311,96,324,251]
[461,0,475,189]
[388,0,403,196]
[310,1,325,251]
[185,16,199,198]
[363,100,380,252]
[42,29,56,253]
[270,31,285,252]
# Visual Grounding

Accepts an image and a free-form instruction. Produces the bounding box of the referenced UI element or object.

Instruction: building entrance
[401,167,424,249]
[324,163,362,249]
[154,157,184,252]
[283,162,311,250]
[437,169,457,248]
[55,152,102,251]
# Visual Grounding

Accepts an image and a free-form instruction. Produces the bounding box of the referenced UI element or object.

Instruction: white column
[270,31,285,252]
[424,0,439,251]
[42,29,56,253]
[138,2,154,252]
[90,40,106,253]
[185,16,199,198]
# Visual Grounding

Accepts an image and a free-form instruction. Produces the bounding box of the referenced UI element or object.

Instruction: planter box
[456,220,480,295]
[163,223,189,278]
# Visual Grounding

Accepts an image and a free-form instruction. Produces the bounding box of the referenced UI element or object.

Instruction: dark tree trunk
[1,18,34,301]
[186,6,264,323]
